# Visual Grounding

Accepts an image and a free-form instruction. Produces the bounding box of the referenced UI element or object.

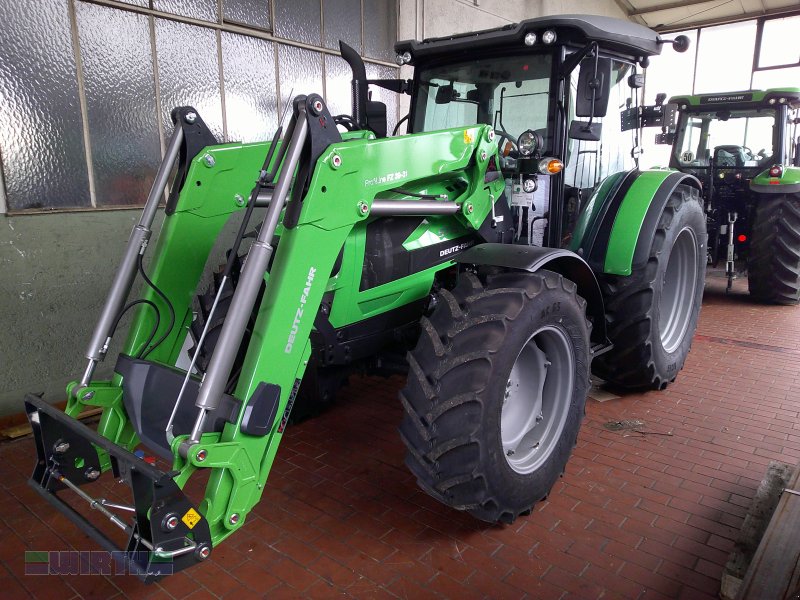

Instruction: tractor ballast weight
[26,15,707,580]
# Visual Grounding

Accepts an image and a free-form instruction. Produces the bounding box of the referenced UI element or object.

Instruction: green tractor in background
[25,15,705,580]
[657,88,800,303]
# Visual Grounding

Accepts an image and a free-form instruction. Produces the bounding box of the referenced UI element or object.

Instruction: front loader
[25,14,706,580]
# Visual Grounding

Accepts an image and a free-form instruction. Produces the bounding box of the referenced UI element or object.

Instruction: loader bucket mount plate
[24,394,212,582]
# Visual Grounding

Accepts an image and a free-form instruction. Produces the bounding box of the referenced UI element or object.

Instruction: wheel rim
[658,226,698,354]
[501,326,575,474]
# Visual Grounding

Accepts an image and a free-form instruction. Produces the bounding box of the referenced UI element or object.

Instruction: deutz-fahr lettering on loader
[25,15,705,580]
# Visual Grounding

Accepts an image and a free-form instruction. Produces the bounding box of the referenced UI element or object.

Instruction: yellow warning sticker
[181,508,202,529]
[463,129,474,144]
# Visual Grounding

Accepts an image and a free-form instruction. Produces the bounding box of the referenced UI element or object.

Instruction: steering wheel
[495,130,518,155]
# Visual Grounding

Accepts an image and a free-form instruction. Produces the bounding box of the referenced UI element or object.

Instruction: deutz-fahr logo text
[284,266,316,353]
[701,93,751,104]
[440,240,474,258]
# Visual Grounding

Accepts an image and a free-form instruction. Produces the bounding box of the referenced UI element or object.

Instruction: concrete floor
[1,273,799,599]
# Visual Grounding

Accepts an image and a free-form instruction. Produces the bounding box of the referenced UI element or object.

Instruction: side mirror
[575,57,612,118]
[568,120,602,142]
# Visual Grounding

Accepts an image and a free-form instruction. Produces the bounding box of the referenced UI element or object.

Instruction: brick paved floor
[1,272,799,599]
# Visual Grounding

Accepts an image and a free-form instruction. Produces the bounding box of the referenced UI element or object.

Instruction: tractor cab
[667,89,800,205]
[394,14,688,248]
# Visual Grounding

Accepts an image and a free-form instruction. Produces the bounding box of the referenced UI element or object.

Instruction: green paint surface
[751,165,800,187]
[604,170,676,276]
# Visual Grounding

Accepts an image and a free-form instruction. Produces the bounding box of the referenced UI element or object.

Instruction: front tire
[748,194,800,305]
[400,270,591,524]
[592,183,707,390]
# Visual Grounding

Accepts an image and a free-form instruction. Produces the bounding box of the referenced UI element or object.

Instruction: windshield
[673,108,777,168]
[412,54,553,147]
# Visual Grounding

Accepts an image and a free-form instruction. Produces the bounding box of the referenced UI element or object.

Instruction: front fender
[571,169,701,276]
[455,243,608,347]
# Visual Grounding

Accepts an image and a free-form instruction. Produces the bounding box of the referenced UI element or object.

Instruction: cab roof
[669,88,800,110]
[395,14,664,65]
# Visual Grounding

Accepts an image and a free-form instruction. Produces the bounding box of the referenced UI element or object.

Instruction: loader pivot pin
[229,513,240,525]
[196,449,207,462]
[162,514,179,531]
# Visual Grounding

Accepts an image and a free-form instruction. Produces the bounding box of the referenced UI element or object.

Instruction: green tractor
[657,88,800,303]
[25,15,705,579]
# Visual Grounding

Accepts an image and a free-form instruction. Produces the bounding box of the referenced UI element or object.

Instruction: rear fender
[572,169,701,276]
[455,243,608,346]
[750,165,800,195]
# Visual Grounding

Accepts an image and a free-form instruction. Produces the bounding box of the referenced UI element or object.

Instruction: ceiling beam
[654,5,800,32]
[630,0,727,17]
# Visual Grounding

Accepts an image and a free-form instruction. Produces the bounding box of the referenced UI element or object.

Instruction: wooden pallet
[737,459,800,599]
[0,406,103,439]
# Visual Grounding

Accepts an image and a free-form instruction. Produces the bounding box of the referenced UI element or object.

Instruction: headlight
[524,32,537,46]
[517,129,539,157]
[522,178,537,193]
[542,30,557,44]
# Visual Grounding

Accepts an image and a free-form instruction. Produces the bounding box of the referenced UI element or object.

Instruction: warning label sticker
[181,508,202,529]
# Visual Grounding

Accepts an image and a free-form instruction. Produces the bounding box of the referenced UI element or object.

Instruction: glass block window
[278,44,324,110]
[152,0,218,23]
[274,0,321,46]
[0,0,90,210]
[76,2,161,207]
[221,32,278,143]
[323,0,361,52]
[224,0,271,30]
[0,0,398,212]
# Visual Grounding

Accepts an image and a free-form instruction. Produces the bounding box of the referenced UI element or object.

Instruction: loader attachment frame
[25,394,212,581]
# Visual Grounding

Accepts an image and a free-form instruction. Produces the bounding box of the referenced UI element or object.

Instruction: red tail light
[737,234,747,243]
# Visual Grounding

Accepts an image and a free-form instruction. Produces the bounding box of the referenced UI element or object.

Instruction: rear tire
[592,184,706,390]
[400,270,591,524]
[748,194,800,305]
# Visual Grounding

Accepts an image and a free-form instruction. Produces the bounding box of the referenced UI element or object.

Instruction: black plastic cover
[241,382,281,436]
[115,355,240,460]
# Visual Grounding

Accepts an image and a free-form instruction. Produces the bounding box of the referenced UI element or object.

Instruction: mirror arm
[497,86,511,137]
[367,78,413,95]
[559,41,598,79]
[585,48,600,128]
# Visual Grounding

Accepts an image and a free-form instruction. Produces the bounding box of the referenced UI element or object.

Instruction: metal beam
[630,0,726,17]
[654,5,800,32]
